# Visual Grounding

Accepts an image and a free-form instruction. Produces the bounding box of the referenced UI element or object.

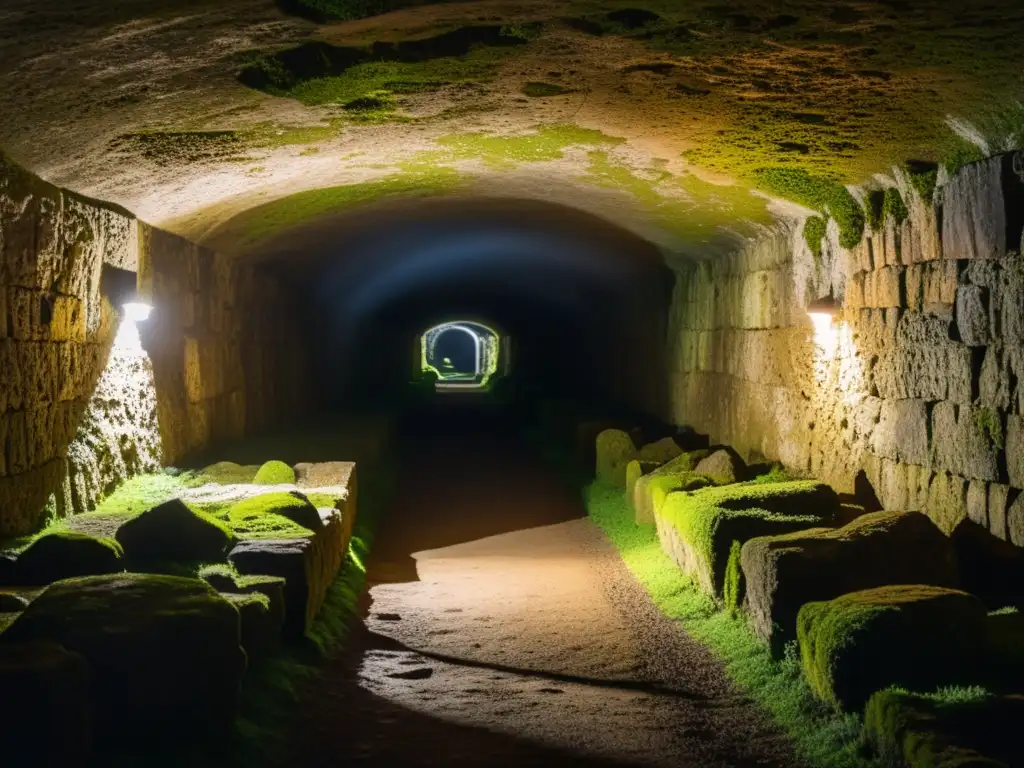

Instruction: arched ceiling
[1,0,1021,260]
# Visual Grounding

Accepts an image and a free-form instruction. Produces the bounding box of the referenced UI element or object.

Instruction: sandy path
[288,403,798,766]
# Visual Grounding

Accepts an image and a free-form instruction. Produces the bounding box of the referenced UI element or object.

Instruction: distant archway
[421,320,501,390]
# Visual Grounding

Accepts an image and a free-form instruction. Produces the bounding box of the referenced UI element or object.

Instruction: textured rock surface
[0,574,246,747]
[230,511,350,636]
[13,531,124,586]
[595,429,637,489]
[694,449,745,484]
[798,585,988,711]
[631,450,712,524]
[742,512,960,655]
[115,498,236,564]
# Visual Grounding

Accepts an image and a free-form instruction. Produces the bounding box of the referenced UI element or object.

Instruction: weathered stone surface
[869,399,928,465]
[955,284,990,346]
[966,480,989,528]
[116,498,236,565]
[0,592,28,611]
[0,574,245,747]
[931,403,1000,482]
[595,429,637,489]
[924,471,969,534]
[1007,492,1024,548]
[942,155,1006,261]
[694,449,745,484]
[221,591,281,663]
[636,437,682,465]
[14,531,124,586]
[1006,416,1024,489]
[988,483,1012,541]
[951,520,1024,609]
[743,512,959,656]
[631,450,712,524]
[798,585,988,711]
[0,642,91,765]
[229,512,348,636]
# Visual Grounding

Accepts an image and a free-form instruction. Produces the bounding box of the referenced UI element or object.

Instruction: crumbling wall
[668,152,1024,544]
[0,156,310,536]
[0,155,135,536]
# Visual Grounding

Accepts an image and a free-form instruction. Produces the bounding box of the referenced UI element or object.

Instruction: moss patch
[753,168,865,248]
[587,482,875,768]
[227,492,322,535]
[521,81,570,97]
[882,188,908,226]
[975,408,1004,450]
[254,460,297,485]
[803,216,827,257]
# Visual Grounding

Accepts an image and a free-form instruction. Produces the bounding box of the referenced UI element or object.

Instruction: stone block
[903,264,923,311]
[868,312,972,404]
[874,266,902,307]
[869,400,929,465]
[966,480,988,528]
[955,284,989,345]
[925,471,968,534]
[846,272,865,309]
[930,402,1000,481]
[0,340,23,412]
[1008,492,1024,548]
[978,343,1012,411]
[942,155,1006,261]
[922,260,957,312]
[1006,415,1024,489]
[50,296,85,342]
[988,483,1012,540]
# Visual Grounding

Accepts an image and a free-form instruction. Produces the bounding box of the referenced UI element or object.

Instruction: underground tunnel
[1,1,1024,766]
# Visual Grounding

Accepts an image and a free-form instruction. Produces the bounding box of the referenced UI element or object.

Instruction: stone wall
[138,226,311,466]
[0,156,311,536]
[0,155,135,536]
[668,152,1024,544]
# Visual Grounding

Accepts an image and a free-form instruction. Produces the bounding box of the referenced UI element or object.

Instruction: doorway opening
[420,321,502,392]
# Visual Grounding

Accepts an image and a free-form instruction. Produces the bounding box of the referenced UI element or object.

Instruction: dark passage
[286,400,797,767]
[432,327,477,378]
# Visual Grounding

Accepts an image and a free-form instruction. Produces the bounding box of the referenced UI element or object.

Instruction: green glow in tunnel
[420,320,501,388]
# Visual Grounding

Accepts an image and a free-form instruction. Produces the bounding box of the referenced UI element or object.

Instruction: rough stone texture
[741,512,960,656]
[0,641,91,765]
[0,155,314,536]
[694,449,745,484]
[0,574,245,748]
[13,531,124,586]
[636,437,682,465]
[221,591,281,663]
[115,498,236,565]
[668,154,1024,553]
[594,429,637,489]
[229,511,350,636]
[631,450,711,524]
[797,585,988,712]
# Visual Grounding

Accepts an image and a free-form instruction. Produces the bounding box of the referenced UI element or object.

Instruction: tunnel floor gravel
[287,406,800,767]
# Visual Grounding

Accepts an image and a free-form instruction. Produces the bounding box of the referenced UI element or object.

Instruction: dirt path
[288,402,798,766]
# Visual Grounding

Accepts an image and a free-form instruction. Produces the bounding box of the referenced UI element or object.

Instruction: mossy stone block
[595,429,637,489]
[228,491,323,533]
[0,574,246,748]
[694,448,746,484]
[115,498,236,565]
[0,642,91,765]
[254,460,297,485]
[657,481,840,601]
[632,449,713,524]
[14,531,124,586]
[865,688,1022,768]
[221,591,281,663]
[636,436,683,465]
[742,511,960,656]
[798,585,988,711]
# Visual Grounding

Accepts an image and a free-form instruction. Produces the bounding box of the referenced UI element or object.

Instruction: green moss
[803,216,828,257]
[943,138,986,175]
[975,408,1004,450]
[196,462,260,485]
[432,124,623,170]
[905,162,939,204]
[723,539,743,612]
[254,460,297,485]
[586,483,874,768]
[865,190,885,233]
[228,492,320,536]
[521,81,570,97]
[754,168,865,248]
[94,472,195,516]
[659,480,838,599]
[882,188,909,226]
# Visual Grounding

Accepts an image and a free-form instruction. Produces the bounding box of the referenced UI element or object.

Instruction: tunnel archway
[421,319,502,390]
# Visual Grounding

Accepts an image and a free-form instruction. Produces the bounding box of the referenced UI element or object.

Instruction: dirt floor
[288,400,799,766]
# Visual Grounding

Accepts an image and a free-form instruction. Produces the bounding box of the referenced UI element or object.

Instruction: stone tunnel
[1,1,1024,766]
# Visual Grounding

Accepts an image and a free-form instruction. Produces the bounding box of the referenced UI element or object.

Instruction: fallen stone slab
[656,480,840,602]
[595,429,637,488]
[115,498,236,566]
[798,585,987,711]
[0,574,246,748]
[0,642,91,765]
[694,448,746,485]
[14,531,124,586]
[632,449,713,524]
[229,512,349,637]
[742,511,960,656]
[864,688,1022,768]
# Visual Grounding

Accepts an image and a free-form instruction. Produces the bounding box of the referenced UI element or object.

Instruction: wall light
[807,294,840,353]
